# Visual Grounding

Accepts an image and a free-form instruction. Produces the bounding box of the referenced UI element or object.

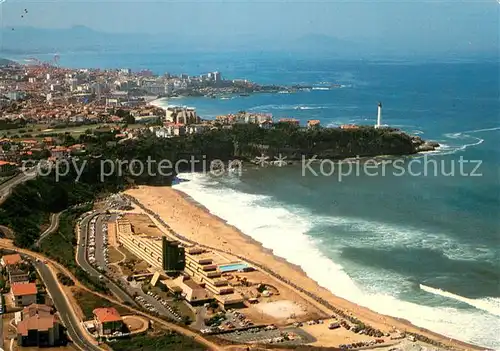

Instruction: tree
[124,114,136,124]
[115,109,127,118]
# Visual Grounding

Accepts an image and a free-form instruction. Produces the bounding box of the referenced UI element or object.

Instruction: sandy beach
[125,185,484,350]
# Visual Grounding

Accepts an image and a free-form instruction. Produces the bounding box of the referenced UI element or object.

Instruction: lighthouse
[375,102,382,129]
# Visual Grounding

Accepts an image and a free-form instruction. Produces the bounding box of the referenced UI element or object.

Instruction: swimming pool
[219,262,251,272]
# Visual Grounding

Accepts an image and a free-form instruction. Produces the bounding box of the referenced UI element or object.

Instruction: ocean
[25,52,500,349]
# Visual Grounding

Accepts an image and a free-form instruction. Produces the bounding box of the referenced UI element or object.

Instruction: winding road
[0,239,223,351]
[34,211,63,248]
[0,240,103,351]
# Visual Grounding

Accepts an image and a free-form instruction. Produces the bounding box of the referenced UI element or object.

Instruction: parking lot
[86,215,109,270]
[132,289,183,322]
[218,326,315,346]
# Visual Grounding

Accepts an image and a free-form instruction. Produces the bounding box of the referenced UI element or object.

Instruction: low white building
[165,106,198,124]
[186,124,210,135]
[152,123,209,138]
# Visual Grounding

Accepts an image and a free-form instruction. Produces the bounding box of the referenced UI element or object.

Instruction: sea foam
[173,172,500,350]
[420,284,500,317]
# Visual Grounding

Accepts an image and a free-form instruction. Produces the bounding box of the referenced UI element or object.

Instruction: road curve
[34,212,63,248]
[0,225,14,239]
[0,240,222,351]
[0,241,103,350]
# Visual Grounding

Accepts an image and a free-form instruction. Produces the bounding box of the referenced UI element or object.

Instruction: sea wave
[314,215,495,262]
[172,173,500,350]
[434,125,500,156]
[248,104,328,111]
[420,284,500,317]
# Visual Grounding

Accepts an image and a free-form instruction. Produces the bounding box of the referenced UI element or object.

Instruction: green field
[110,332,205,351]
[40,211,79,266]
[74,289,130,320]
[0,123,143,140]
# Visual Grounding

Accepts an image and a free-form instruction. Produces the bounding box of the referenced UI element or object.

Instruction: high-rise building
[162,237,185,272]
[213,71,221,83]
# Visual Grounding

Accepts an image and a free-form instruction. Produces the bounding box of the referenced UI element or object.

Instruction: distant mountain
[0,26,372,56]
[0,25,161,53]
[0,27,495,60]
[0,57,17,66]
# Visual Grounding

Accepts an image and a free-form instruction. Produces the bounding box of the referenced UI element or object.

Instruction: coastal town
[0,58,440,169]
[0,60,470,351]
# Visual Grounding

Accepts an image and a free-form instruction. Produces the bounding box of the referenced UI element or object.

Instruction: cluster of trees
[1,124,418,249]
[115,108,136,124]
[228,123,416,159]
[99,123,417,177]
[56,272,75,286]
[0,117,27,130]
[111,332,205,351]
[0,168,124,248]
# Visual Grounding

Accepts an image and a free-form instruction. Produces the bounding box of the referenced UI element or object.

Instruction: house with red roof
[50,146,69,160]
[16,304,61,347]
[11,283,38,306]
[279,118,300,125]
[1,253,23,268]
[307,120,321,128]
[93,307,123,335]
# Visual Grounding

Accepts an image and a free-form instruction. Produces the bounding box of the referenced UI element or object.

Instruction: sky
[0,0,498,56]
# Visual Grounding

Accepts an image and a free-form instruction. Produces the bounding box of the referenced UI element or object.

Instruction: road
[92,212,180,321]
[0,240,222,351]
[34,261,103,351]
[0,171,37,205]
[34,211,63,248]
[0,225,13,239]
[76,212,137,306]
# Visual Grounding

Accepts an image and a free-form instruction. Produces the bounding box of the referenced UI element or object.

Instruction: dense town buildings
[0,61,312,164]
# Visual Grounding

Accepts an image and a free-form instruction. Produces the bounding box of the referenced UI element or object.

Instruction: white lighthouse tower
[375,102,382,129]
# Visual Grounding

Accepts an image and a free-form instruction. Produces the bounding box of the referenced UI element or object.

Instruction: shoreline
[124,185,486,351]
[171,190,484,350]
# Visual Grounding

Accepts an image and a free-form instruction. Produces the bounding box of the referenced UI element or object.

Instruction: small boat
[239,93,250,97]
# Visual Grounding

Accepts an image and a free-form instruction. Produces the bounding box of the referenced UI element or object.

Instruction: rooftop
[11,282,37,296]
[93,307,122,323]
[17,315,57,336]
[2,253,22,266]
[23,304,53,318]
